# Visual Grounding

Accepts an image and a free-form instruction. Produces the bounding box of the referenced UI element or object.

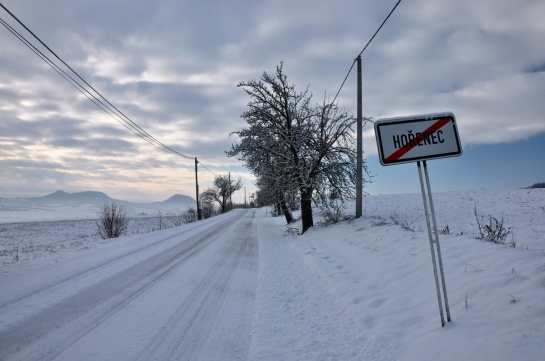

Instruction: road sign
[374,111,462,327]
[374,112,462,166]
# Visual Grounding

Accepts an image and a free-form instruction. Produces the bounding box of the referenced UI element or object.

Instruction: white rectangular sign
[374,112,462,166]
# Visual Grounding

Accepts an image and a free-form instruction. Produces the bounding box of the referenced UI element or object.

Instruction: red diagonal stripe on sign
[385,117,452,162]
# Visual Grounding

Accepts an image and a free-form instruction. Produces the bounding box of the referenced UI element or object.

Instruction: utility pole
[244,187,247,207]
[356,55,363,218]
[194,157,202,220]
[228,171,231,211]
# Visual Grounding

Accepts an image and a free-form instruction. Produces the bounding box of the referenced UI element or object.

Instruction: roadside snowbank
[284,189,545,360]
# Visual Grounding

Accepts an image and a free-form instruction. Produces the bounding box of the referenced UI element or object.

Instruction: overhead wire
[0,3,194,161]
[0,16,171,154]
[197,161,219,176]
[1,1,403,186]
[332,0,403,105]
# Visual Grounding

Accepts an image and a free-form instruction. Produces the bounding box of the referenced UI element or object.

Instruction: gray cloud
[1,0,544,201]
[526,62,545,74]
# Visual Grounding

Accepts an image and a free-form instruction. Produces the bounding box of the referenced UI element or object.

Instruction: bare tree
[202,174,243,213]
[169,210,184,227]
[96,202,130,239]
[156,210,164,230]
[181,206,197,224]
[200,192,216,219]
[255,173,295,223]
[168,206,197,226]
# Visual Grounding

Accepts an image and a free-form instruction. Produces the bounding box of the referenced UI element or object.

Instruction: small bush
[321,201,344,224]
[181,206,197,224]
[474,206,511,245]
[156,210,164,230]
[201,201,216,219]
[390,211,401,226]
[96,202,130,240]
[169,211,184,227]
[391,211,421,232]
[169,206,198,226]
[318,192,348,225]
[371,216,388,227]
[10,246,19,263]
[439,225,451,235]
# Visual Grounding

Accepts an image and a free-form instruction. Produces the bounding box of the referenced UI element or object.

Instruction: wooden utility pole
[228,171,231,211]
[194,157,202,220]
[356,55,363,218]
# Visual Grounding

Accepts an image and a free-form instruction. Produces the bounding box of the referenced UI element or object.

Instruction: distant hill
[163,194,195,204]
[74,191,112,199]
[526,182,545,189]
[31,190,112,203]
[29,190,193,204]
[137,194,196,214]
[26,190,195,215]
[1,190,196,222]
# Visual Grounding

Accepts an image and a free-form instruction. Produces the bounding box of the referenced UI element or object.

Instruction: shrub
[96,202,130,239]
[390,211,421,232]
[181,206,197,224]
[10,246,19,263]
[439,225,451,235]
[318,191,349,225]
[156,210,164,230]
[474,206,512,245]
[169,211,184,227]
[320,200,344,224]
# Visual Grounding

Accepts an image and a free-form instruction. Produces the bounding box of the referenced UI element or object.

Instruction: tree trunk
[279,196,294,224]
[274,201,281,216]
[300,189,313,233]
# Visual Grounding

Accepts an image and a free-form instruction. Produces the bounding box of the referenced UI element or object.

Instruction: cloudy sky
[1,0,544,204]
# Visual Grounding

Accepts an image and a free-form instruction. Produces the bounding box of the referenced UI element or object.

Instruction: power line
[0,3,255,209]
[0,3,194,161]
[356,0,403,59]
[197,160,219,176]
[0,16,166,154]
[332,0,403,104]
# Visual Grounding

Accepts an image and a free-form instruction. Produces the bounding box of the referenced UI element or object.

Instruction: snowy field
[0,215,189,265]
[1,189,544,360]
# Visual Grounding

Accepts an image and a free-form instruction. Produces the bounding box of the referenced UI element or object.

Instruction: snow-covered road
[0,209,258,361]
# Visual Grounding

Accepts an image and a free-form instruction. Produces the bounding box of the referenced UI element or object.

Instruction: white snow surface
[1,189,544,360]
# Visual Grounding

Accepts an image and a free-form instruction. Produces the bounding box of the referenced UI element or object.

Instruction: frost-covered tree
[199,193,216,219]
[255,172,296,224]
[202,174,243,213]
[236,139,297,224]
[229,62,368,233]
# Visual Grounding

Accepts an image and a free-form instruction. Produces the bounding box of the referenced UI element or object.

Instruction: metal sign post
[375,112,461,327]
[418,160,451,326]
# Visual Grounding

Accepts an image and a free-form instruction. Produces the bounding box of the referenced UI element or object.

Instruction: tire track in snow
[135,210,258,361]
[0,211,250,361]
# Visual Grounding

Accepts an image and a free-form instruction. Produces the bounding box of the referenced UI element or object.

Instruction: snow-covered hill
[0,190,195,223]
